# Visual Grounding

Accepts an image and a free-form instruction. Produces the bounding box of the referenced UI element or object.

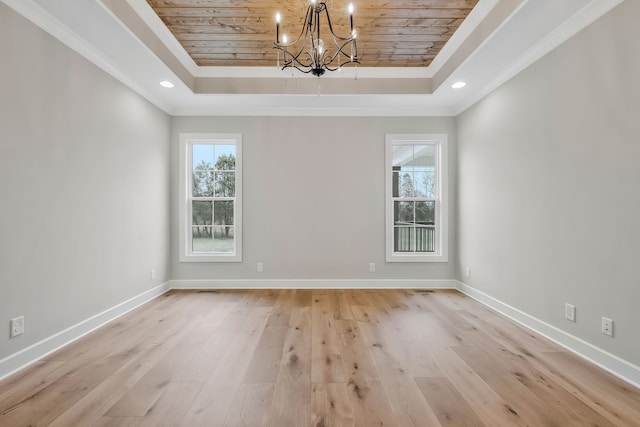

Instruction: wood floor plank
[1,289,639,427]
[242,291,296,382]
[242,320,290,383]
[311,382,355,427]
[92,383,202,427]
[0,360,65,407]
[531,351,640,426]
[104,298,221,416]
[180,305,272,427]
[456,300,562,356]
[415,291,477,333]
[311,294,346,383]
[48,341,178,427]
[415,377,485,427]
[137,382,203,426]
[336,291,355,320]
[266,306,312,427]
[223,383,275,427]
[333,319,398,427]
[42,292,180,363]
[355,294,439,380]
[294,289,313,307]
[358,319,442,427]
[431,346,528,426]
[458,326,618,426]
[172,302,243,382]
[453,345,577,426]
[0,362,118,426]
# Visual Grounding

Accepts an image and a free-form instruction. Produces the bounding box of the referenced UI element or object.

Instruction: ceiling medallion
[274,0,359,77]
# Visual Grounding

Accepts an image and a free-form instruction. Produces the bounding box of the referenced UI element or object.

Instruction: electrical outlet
[150,269,157,281]
[257,262,264,272]
[465,267,471,279]
[602,317,614,337]
[10,316,24,338]
[564,303,576,322]
[369,262,376,273]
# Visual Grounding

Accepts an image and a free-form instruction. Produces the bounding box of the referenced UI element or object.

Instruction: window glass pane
[192,170,214,197]
[392,145,414,169]
[214,201,234,226]
[394,226,414,252]
[415,225,436,253]
[394,201,414,224]
[414,170,435,198]
[413,145,435,168]
[192,201,212,225]
[193,145,213,170]
[214,145,236,170]
[215,171,235,197]
[415,201,435,225]
[192,226,235,253]
[192,226,213,252]
[212,226,234,253]
[397,172,415,197]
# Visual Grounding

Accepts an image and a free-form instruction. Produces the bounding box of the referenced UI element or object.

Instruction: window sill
[386,253,448,263]
[180,253,242,263]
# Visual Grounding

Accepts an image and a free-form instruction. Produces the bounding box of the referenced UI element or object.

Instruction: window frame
[385,134,448,263]
[179,133,242,262]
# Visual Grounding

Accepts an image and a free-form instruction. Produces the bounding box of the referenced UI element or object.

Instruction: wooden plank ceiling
[147,0,479,67]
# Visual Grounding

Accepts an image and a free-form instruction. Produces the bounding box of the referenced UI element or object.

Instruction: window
[179,133,242,262]
[385,134,448,262]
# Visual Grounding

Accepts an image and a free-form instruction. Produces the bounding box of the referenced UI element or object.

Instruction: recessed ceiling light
[160,81,174,88]
[452,81,466,89]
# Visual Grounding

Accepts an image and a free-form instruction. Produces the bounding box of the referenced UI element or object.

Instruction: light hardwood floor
[1,289,639,426]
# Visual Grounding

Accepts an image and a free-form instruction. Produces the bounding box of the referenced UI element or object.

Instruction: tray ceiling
[1,0,621,115]
[146,0,479,67]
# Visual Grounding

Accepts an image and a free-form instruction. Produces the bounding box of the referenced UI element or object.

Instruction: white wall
[171,116,457,283]
[0,4,171,360]
[457,0,640,366]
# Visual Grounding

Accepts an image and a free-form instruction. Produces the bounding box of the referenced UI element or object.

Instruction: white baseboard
[170,278,457,290]
[0,281,171,381]
[456,281,640,389]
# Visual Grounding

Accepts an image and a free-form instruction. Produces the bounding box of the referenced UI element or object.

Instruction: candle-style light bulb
[275,12,281,43]
[348,3,354,32]
[282,34,288,64]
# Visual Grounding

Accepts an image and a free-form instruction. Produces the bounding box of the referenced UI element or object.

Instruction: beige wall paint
[170,116,457,282]
[457,1,640,365]
[0,4,171,360]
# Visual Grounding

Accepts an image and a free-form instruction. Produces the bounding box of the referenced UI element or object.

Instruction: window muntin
[180,134,242,262]
[386,135,447,262]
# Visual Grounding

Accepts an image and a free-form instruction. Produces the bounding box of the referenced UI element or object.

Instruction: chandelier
[274,0,359,77]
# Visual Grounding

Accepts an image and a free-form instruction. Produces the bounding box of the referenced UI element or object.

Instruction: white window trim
[179,133,242,262]
[385,134,448,263]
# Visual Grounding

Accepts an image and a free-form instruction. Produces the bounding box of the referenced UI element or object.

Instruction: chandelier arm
[287,6,315,57]
[320,4,354,41]
[275,45,317,71]
[320,38,358,69]
[288,64,314,74]
[324,57,361,72]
